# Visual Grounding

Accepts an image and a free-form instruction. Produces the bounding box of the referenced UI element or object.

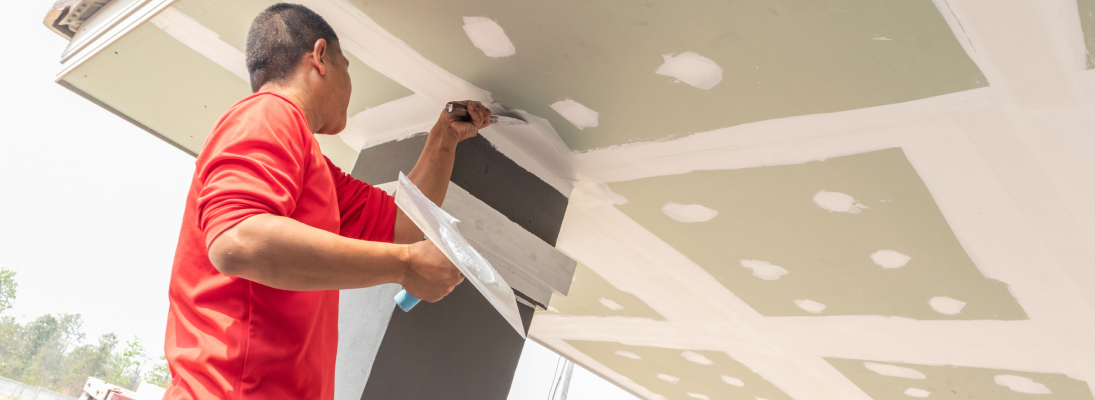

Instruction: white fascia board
[377,181,577,308]
[56,0,176,81]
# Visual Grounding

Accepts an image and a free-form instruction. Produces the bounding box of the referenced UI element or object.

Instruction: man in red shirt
[163,4,491,399]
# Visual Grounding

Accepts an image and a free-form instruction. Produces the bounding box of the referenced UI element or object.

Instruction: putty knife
[446,101,528,125]
[391,172,527,338]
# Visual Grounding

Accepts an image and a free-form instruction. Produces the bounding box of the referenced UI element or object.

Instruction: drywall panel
[539,263,664,320]
[174,0,413,112]
[567,340,793,400]
[64,23,251,153]
[1081,0,1095,69]
[606,148,1026,320]
[344,53,414,117]
[827,357,1095,399]
[353,0,987,151]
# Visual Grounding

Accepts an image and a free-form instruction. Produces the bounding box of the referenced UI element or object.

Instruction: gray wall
[335,134,566,400]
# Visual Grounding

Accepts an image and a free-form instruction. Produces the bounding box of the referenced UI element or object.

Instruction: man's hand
[392,101,491,244]
[437,100,492,142]
[401,240,465,302]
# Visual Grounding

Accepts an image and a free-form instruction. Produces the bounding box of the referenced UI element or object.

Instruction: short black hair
[245,3,339,92]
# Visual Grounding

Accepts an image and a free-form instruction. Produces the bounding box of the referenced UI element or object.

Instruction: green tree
[0,267,165,395]
[143,355,172,388]
[107,336,146,390]
[0,268,16,314]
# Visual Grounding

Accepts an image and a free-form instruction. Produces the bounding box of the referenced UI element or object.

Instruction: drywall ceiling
[52,0,1095,399]
[352,0,987,151]
[65,22,250,153]
[539,263,665,320]
[606,147,1025,320]
[61,0,419,170]
[827,358,1095,399]
[1082,0,1095,68]
[568,340,793,400]
[172,0,414,116]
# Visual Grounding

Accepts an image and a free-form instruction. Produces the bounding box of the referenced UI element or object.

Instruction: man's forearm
[408,126,460,205]
[393,124,461,243]
[209,214,409,291]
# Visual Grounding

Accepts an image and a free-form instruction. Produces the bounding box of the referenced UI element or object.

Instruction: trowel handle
[394,289,421,312]
[445,101,500,123]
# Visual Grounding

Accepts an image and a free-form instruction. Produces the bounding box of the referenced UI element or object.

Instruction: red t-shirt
[163,92,396,400]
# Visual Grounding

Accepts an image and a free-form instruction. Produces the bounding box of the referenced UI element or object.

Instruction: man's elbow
[208,228,260,277]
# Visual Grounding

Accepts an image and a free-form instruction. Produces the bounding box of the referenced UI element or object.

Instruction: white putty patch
[721,375,744,387]
[929,296,966,315]
[598,297,625,311]
[550,99,599,130]
[461,17,515,58]
[863,362,927,379]
[655,52,724,90]
[657,374,680,384]
[813,190,868,214]
[795,299,827,314]
[661,202,718,222]
[687,393,710,400]
[872,36,894,41]
[583,182,628,205]
[740,260,789,280]
[871,250,912,269]
[904,388,930,397]
[615,350,641,360]
[994,375,1051,394]
[680,351,713,365]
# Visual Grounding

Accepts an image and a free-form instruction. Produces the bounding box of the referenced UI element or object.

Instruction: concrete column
[335,134,571,400]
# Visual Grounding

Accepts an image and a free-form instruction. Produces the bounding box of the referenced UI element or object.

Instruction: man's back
[164,92,395,400]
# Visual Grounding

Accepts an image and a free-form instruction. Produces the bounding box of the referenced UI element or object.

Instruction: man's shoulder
[227,92,302,119]
[199,92,311,158]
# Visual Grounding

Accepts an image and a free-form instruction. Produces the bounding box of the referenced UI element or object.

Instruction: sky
[0,1,635,399]
[1,0,193,360]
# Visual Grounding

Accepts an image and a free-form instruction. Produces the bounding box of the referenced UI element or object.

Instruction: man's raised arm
[392,101,492,244]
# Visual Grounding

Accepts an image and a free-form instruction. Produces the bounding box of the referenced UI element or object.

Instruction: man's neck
[261,85,320,133]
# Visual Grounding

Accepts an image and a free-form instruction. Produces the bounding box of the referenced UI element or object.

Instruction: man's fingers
[465,101,492,130]
[469,101,484,126]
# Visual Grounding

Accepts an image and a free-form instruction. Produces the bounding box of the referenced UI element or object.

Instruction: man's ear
[311,38,328,76]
